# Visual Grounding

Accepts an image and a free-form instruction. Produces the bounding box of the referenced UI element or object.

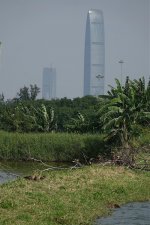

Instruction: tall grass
[0,129,149,162]
[0,131,108,161]
[131,128,150,148]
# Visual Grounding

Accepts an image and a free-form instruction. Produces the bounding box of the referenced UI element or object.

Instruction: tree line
[0,86,101,133]
[0,77,149,143]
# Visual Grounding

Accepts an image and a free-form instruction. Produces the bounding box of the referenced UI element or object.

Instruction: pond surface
[0,161,70,184]
[0,171,19,184]
[95,202,150,225]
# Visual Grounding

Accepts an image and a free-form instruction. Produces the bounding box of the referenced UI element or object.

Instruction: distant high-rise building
[42,67,56,100]
[84,9,105,96]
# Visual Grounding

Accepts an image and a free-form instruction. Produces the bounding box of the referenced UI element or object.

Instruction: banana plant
[31,104,56,132]
[65,112,89,133]
[99,77,150,148]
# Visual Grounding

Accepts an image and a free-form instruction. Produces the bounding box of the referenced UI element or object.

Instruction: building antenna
[0,41,2,57]
[118,60,124,85]
[0,41,2,69]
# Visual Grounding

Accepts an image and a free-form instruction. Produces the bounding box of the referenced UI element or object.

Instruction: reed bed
[0,131,107,161]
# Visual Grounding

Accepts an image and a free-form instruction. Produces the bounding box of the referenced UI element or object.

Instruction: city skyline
[84,9,105,96]
[42,67,56,100]
[0,0,149,99]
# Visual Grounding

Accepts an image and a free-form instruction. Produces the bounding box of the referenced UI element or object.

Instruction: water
[0,161,71,184]
[95,202,150,225]
[0,161,44,184]
[0,171,19,184]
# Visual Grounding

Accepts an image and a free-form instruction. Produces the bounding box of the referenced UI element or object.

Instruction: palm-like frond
[99,77,150,146]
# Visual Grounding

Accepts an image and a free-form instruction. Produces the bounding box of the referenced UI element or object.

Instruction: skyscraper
[84,9,105,96]
[42,67,56,100]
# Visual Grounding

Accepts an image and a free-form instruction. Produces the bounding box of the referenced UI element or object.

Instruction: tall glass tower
[84,9,105,96]
[42,67,56,100]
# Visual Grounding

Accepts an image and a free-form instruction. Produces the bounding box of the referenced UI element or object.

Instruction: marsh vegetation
[0,77,150,224]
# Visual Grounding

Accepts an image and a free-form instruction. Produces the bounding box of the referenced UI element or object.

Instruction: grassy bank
[0,131,108,161]
[0,165,150,225]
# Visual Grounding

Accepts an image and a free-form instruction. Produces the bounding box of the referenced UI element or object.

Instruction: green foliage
[30,84,40,100]
[65,112,89,133]
[0,78,149,135]
[30,104,56,132]
[0,200,17,209]
[16,84,40,101]
[99,77,150,147]
[0,131,106,161]
[0,93,4,102]
[17,86,30,101]
[0,95,101,133]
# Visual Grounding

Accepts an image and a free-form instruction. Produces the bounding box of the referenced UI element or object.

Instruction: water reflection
[0,161,71,184]
[0,161,42,184]
[96,202,150,225]
[0,171,19,184]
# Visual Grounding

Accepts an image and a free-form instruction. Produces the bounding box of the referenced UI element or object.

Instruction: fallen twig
[28,157,83,172]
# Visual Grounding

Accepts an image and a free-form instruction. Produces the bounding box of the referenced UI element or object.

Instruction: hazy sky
[0,0,149,99]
